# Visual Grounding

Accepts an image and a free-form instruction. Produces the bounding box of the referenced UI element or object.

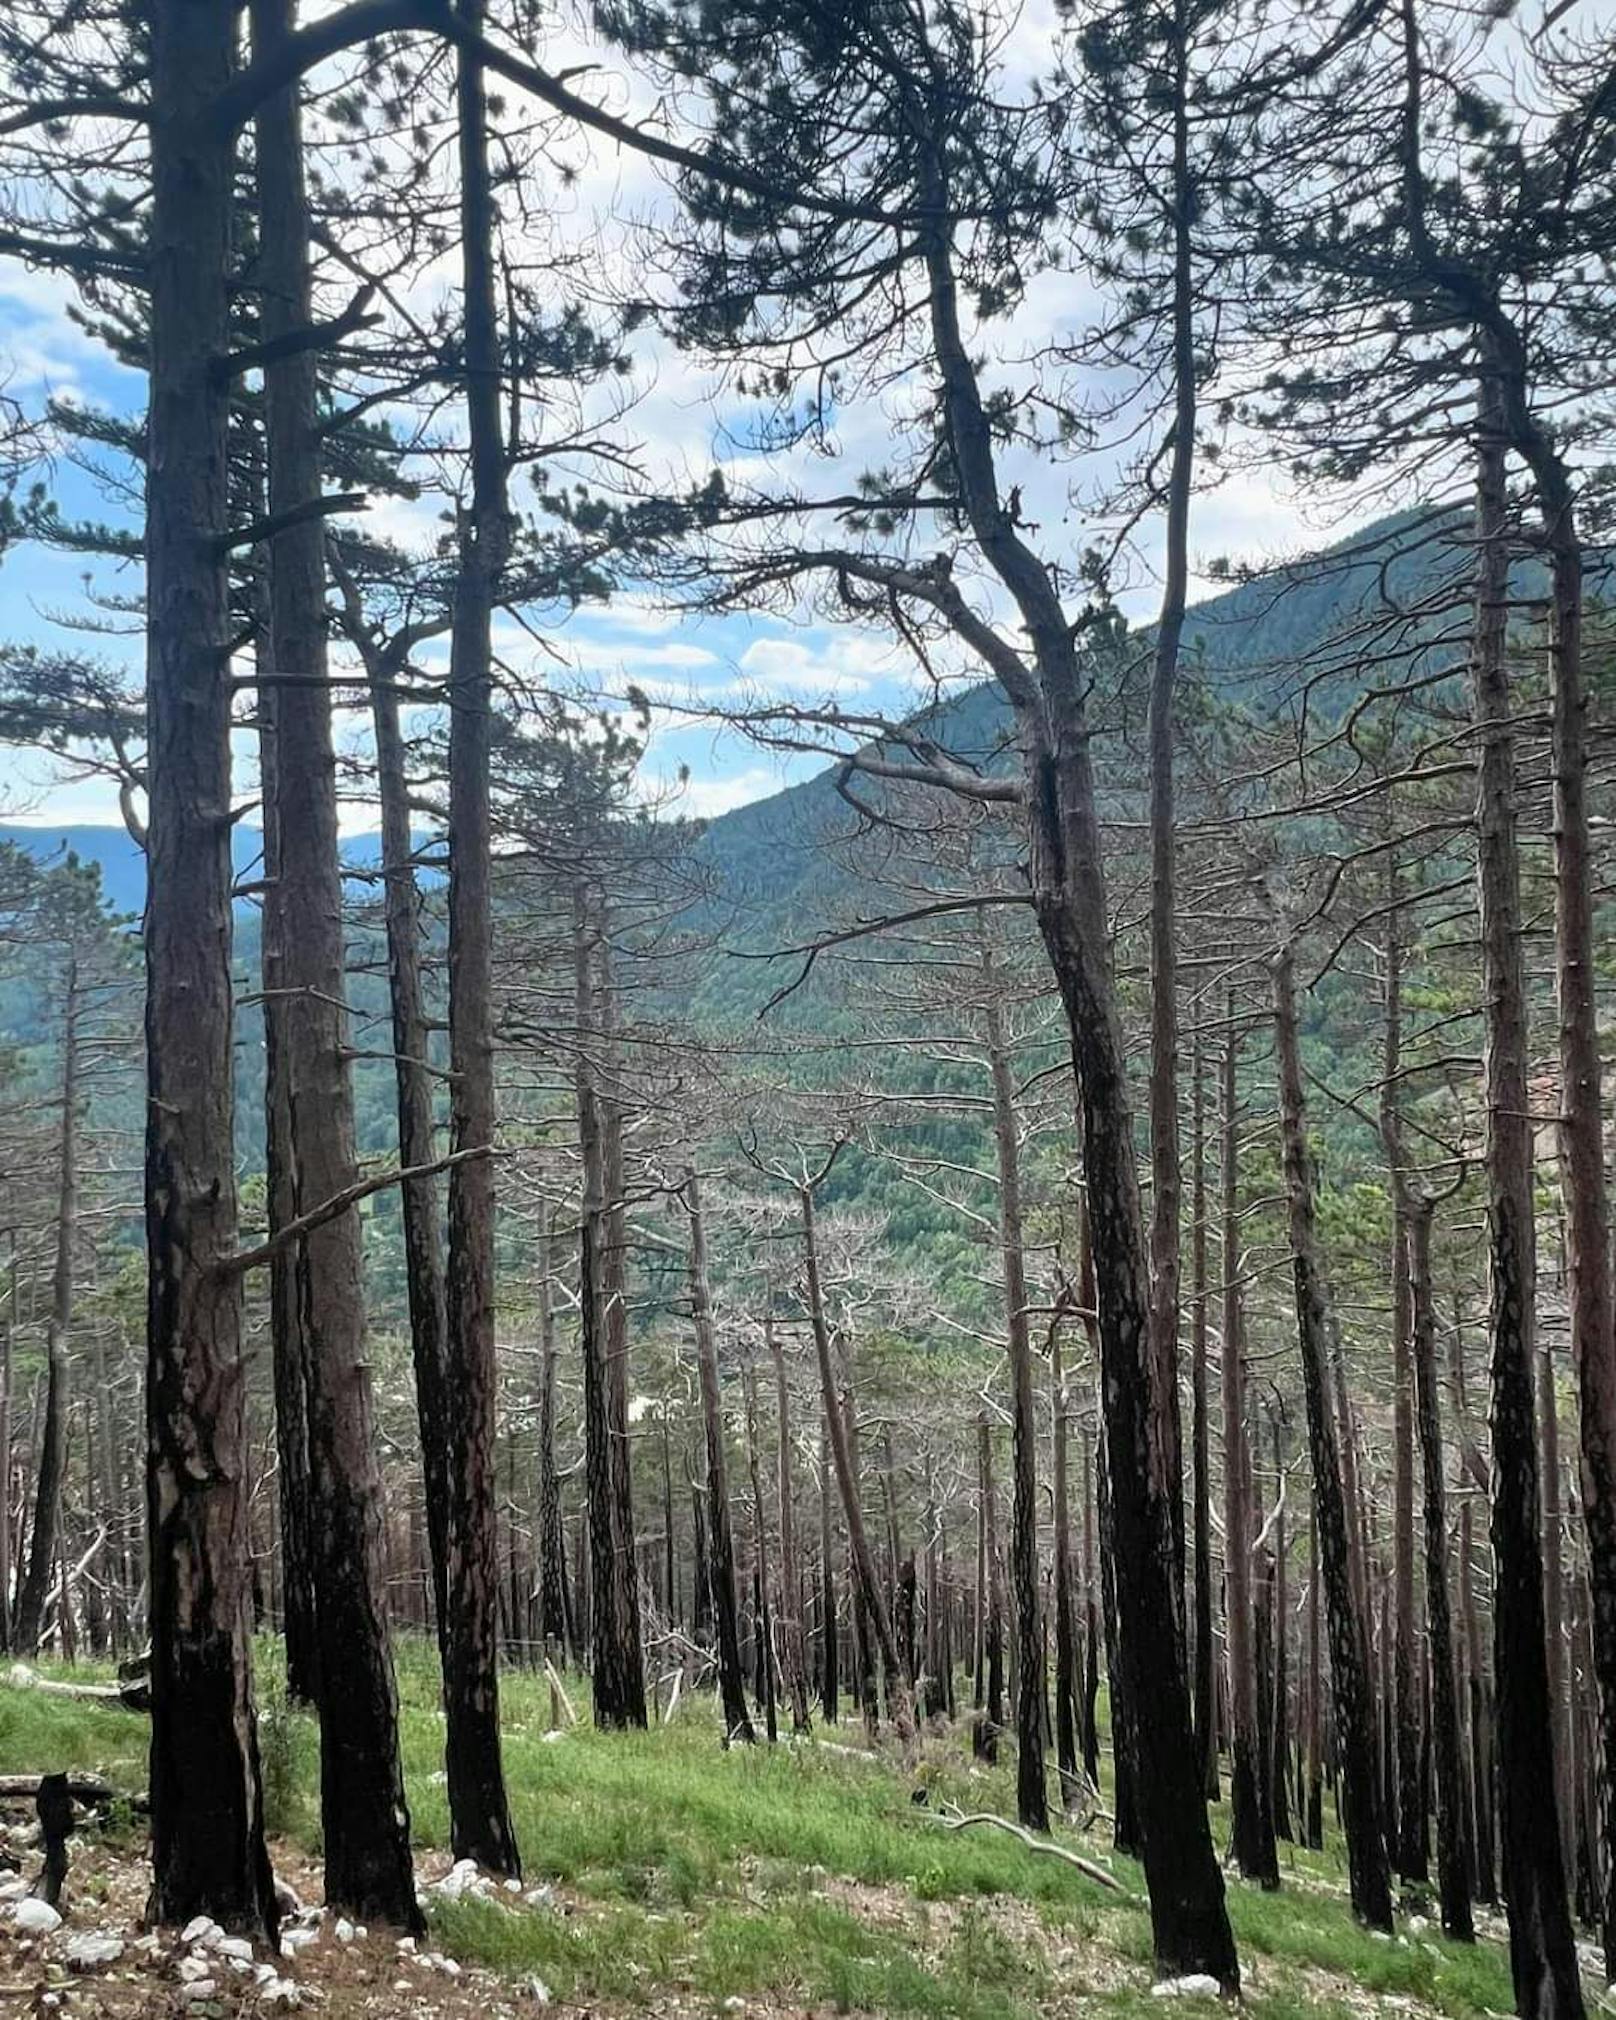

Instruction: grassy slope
[0,1644,1519,2020]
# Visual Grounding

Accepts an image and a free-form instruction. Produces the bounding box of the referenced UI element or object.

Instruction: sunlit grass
[0,1636,1530,2018]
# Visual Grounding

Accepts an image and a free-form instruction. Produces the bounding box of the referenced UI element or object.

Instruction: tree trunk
[536,1210,571,1653]
[768,1311,811,1734]
[15,960,79,1655]
[144,0,276,1937]
[975,1415,1005,1765]
[1469,370,1581,2016]
[685,1165,753,1743]
[1052,1324,1081,1807]
[982,946,1048,1829]
[921,182,1232,1986]
[1222,1016,1277,1886]
[1272,941,1393,1929]
[1271,1413,1293,1844]
[1408,1200,1473,1941]
[744,1369,777,1743]
[819,1418,838,1724]
[797,1178,911,1733]
[440,8,520,1874]
[1378,873,1426,1888]
[1190,1035,1218,1802]
[1080,1425,1101,1790]
[575,892,643,1727]
[251,0,419,1922]
[257,641,320,1707]
[597,935,645,1722]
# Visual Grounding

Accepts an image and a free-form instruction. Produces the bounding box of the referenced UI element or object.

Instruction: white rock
[526,1977,552,2005]
[214,1935,254,1963]
[504,1876,523,1894]
[1151,1976,1223,2000]
[262,1975,303,2009]
[11,1898,62,1935]
[333,1917,357,1945]
[182,1915,221,1947]
[523,1884,556,1910]
[433,1858,489,1902]
[0,1875,27,1903]
[723,1999,746,2013]
[395,1935,418,1954]
[425,1953,462,1978]
[280,1927,318,1959]
[65,1931,125,1971]
[179,1954,215,1983]
[180,1978,218,2004]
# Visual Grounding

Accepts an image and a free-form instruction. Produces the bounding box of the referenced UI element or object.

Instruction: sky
[0,2,1338,839]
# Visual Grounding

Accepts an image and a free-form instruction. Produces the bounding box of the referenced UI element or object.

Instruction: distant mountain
[2,508,1478,943]
[0,824,403,919]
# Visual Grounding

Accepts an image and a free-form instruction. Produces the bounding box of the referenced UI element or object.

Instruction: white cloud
[738,631,898,698]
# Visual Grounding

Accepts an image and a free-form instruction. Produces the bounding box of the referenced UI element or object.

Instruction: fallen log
[931,1803,1129,1896]
[0,1774,120,1806]
[5,1663,150,1712]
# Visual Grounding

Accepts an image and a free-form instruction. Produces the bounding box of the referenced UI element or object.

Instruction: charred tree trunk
[1469,370,1580,2015]
[251,0,418,1922]
[440,9,520,1873]
[1272,1414,1293,1844]
[1273,943,1393,1930]
[1408,1200,1473,1940]
[798,1175,911,1733]
[1378,876,1426,1889]
[768,1311,811,1733]
[919,173,1232,1985]
[975,1415,1005,1765]
[536,1211,571,1653]
[354,564,453,1673]
[1222,1017,1276,1886]
[144,0,276,1936]
[1190,1035,1218,1802]
[256,658,319,1706]
[744,1369,777,1743]
[685,1165,753,1743]
[575,894,643,1727]
[819,1419,838,1724]
[982,947,1048,1829]
[1081,1425,1101,1790]
[598,938,645,1722]
[14,961,79,1656]
[1052,1324,1080,1809]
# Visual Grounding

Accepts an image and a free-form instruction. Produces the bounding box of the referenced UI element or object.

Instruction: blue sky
[0,11,1325,838]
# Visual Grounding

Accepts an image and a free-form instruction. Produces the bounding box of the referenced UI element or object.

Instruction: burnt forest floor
[0,1642,1547,2020]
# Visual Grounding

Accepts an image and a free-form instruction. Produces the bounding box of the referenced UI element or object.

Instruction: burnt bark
[982,946,1047,1828]
[1273,941,1393,1930]
[767,1311,811,1734]
[1222,1017,1276,1887]
[1408,1201,1473,1941]
[251,0,418,1922]
[685,1165,754,1743]
[14,961,79,1656]
[440,7,520,1873]
[144,0,276,1937]
[1469,371,1581,2016]
[1190,1035,1218,1801]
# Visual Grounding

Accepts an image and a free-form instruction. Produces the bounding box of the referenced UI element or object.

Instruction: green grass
[0,1639,1532,2019]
